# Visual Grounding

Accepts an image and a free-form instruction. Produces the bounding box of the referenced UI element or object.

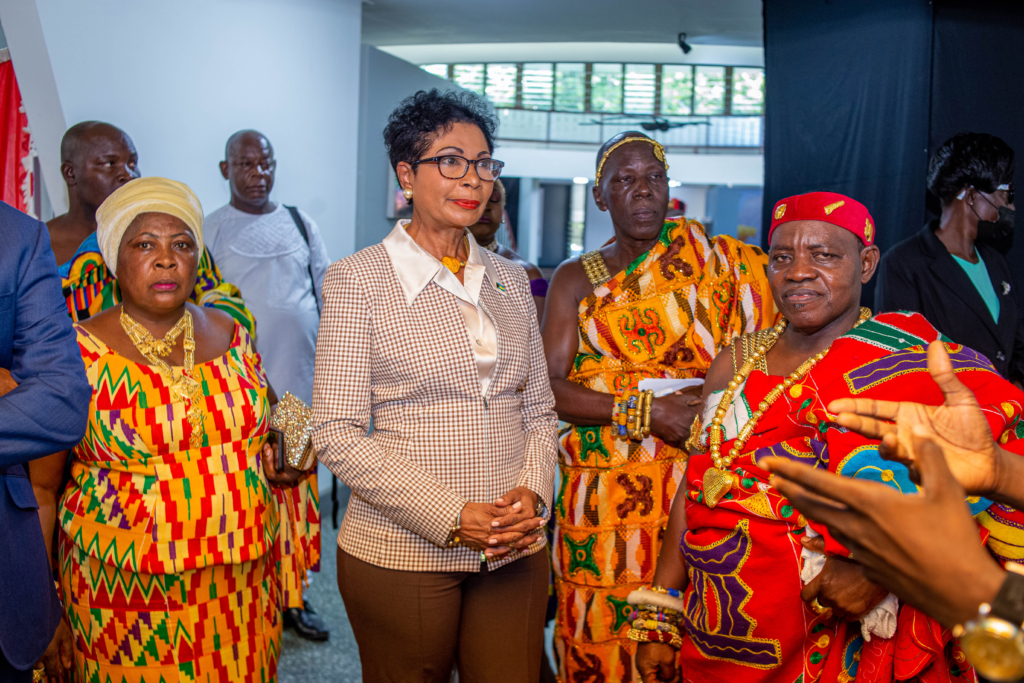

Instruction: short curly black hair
[383,89,497,179]
[928,132,1015,204]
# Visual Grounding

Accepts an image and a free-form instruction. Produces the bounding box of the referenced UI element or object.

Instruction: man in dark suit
[0,200,90,682]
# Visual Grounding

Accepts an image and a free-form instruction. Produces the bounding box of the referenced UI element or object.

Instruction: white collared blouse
[383,220,498,394]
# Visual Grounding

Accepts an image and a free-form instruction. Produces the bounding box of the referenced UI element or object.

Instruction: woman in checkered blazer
[312,89,559,682]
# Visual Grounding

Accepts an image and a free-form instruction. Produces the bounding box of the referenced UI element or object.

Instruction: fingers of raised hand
[910,427,965,497]
[927,341,979,407]
[833,412,896,441]
[828,398,900,422]
[762,457,877,513]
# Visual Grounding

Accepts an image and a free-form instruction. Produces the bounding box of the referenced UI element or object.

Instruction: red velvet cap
[768,191,876,246]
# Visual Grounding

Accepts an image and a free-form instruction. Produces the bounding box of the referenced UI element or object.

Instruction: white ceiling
[361,0,764,48]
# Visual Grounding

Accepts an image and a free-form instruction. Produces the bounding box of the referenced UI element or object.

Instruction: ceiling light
[678,33,693,55]
[573,177,589,185]
[669,180,682,188]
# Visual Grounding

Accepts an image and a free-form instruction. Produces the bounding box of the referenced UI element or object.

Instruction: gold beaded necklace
[120,307,206,448]
[440,236,471,274]
[703,307,872,508]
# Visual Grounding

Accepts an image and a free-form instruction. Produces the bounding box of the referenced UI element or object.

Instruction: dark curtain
[930,0,1024,295]
[762,0,933,305]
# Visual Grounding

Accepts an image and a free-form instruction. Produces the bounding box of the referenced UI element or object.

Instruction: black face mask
[976,205,1016,255]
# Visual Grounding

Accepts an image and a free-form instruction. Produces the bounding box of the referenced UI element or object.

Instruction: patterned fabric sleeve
[194,246,256,336]
[312,260,467,548]
[507,263,559,510]
[712,235,777,340]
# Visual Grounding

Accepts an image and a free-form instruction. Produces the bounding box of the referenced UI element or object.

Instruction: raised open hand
[827,341,1001,497]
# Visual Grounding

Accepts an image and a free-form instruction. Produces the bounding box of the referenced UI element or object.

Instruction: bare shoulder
[77,304,119,336]
[190,303,236,348]
[703,342,737,400]
[548,256,592,308]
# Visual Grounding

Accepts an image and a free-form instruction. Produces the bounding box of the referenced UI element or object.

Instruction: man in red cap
[636,191,1024,682]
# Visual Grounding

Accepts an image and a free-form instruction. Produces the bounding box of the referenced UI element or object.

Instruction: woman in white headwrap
[28,177,296,682]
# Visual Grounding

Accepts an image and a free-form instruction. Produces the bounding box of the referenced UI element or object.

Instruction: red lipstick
[452,200,480,210]
[152,282,178,291]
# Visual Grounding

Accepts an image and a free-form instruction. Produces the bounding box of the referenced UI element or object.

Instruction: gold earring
[403,188,413,200]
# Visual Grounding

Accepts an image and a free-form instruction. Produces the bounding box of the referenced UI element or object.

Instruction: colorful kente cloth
[59,232,319,611]
[57,324,281,682]
[271,469,321,609]
[553,218,776,682]
[59,232,255,334]
[683,311,1024,682]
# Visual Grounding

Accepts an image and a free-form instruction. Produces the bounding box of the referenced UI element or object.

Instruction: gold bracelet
[642,389,653,438]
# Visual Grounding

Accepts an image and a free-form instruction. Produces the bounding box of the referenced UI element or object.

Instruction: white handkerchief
[638,377,705,397]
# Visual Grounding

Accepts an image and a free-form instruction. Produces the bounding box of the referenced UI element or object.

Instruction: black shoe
[283,599,330,642]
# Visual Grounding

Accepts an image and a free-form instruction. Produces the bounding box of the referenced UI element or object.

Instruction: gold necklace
[441,236,471,274]
[703,307,872,508]
[120,307,206,448]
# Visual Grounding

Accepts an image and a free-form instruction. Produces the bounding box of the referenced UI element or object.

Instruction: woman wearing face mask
[876,132,1022,383]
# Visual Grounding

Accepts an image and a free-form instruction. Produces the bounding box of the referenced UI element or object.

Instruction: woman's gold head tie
[595,137,669,185]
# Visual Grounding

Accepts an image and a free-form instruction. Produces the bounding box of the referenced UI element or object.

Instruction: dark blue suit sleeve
[0,219,90,462]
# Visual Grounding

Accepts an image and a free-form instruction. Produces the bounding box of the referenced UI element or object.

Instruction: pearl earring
[403,188,413,200]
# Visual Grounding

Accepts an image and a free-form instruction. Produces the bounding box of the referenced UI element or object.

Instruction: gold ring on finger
[810,598,831,617]
[33,667,46,682]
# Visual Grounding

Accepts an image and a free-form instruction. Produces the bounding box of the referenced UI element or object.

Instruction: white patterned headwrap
[95,177,204,277]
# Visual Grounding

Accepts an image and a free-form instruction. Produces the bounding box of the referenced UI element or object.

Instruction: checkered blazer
[312,243,558,572]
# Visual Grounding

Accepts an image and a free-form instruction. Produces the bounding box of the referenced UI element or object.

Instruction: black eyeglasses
[412,155,504,181]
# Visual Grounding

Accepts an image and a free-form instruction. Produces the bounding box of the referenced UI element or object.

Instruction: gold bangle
[642,389,653,438]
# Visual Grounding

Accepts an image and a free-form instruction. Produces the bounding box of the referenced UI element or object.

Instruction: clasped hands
[457,487,547,559]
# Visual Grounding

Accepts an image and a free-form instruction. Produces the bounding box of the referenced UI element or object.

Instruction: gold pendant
[703,467,738,508]
[441,256,463,273]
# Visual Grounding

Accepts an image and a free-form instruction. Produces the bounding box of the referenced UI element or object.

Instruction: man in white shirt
[206,130,331,642]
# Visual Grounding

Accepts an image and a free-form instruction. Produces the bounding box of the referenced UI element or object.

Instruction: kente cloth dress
[57,324,281,682]
[683,311,1024,682]
[554,218,776,682]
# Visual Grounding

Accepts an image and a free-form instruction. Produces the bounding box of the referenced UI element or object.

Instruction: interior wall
[356,45,462,251]
[0,0,363,260]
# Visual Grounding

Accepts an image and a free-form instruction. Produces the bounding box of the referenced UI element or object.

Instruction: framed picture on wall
[386,172,413,220]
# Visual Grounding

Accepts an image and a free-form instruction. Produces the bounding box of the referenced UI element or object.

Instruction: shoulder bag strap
[284,205,320,315]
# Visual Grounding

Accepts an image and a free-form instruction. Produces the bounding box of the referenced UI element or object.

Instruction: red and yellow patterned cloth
[553,218,776,681]
[683,311,1024,682]
[58,231,320,608]
[57,324,281,681]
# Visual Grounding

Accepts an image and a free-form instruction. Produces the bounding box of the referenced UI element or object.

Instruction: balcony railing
[494,110,763,148]
[421,62,764,149]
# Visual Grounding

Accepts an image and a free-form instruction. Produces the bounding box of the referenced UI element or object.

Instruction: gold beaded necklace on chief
[703,307,872,508]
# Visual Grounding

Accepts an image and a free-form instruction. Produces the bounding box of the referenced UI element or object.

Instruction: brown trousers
[337,548,549,683]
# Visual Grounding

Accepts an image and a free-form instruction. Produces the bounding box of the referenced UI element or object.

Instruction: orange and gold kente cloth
[57,324,281,682]
[553,218,776,682]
